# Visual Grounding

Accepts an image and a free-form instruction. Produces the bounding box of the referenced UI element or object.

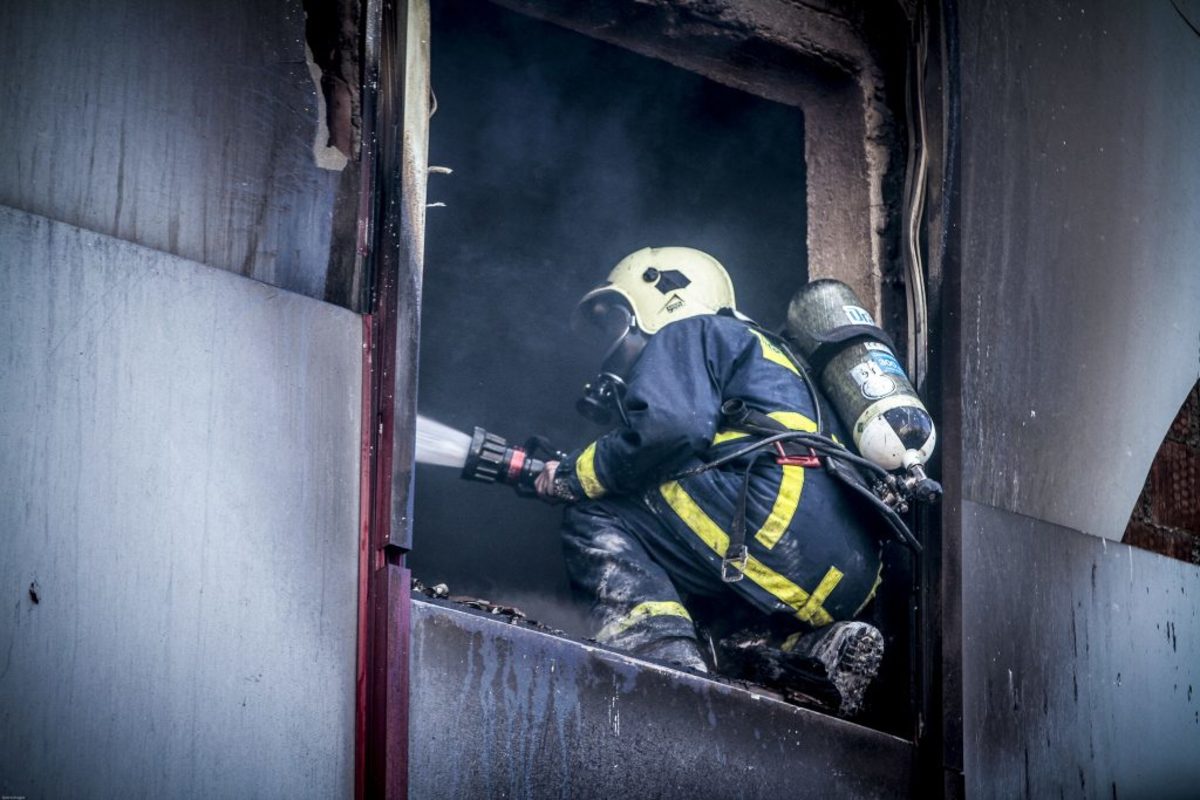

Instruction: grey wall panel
[961,500,1200,798]
[0,0,343,301]
[958,0,1200,538]
[409,599,914,800]
[0,206,361,798]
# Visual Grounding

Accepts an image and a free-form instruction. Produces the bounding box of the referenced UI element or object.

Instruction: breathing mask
[572,294,646,426]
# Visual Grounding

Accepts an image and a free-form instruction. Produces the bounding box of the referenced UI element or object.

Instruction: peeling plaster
[305,43,349,172]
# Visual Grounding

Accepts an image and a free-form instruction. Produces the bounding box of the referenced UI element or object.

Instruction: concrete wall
[961,501,1200,798]
[954,0,1200,795]
[0,206,362,798]
[957,0,1200,542]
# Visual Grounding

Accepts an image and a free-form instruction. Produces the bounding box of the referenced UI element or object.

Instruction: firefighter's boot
[639,636,709,674]
[782,621,884,716]
[716,621,884,716]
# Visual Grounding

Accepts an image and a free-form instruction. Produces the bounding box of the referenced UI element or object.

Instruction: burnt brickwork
[1123,381,1200,564]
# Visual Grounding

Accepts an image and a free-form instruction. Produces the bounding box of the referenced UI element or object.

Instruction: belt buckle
[774,441,820,468]
[721,546,748,583]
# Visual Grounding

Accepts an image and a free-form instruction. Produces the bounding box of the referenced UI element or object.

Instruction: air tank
[785,279,936,472]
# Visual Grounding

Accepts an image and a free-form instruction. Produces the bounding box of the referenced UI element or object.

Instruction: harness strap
[721,450,760,582]
[713,398,924,561]
[720,402,818,582]
[805,325,897,376]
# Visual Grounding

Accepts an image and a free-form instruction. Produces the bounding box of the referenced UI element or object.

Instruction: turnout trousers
[562,494,761,670]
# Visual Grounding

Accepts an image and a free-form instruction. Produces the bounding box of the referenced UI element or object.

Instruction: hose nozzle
[461,427,557,496]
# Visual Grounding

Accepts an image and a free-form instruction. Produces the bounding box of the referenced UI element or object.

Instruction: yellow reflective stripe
[754,464,804,549]
[596,600,692,642]
[575,442,606,499]
[766,411,816,433]
[853,561,884,617]
[799,566,844,622]
[710,411,815,447]
[777,570,847,648]
[708,411,815,549]
[749,329,800,376]
[659,481,833,626]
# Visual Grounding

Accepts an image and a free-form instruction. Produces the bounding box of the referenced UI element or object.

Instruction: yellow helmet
[573,246,737,338]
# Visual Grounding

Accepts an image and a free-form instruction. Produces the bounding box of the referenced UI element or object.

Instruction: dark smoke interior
[412,1,809,634]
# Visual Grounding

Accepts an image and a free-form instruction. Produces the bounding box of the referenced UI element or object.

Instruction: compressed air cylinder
[785,280,936,471]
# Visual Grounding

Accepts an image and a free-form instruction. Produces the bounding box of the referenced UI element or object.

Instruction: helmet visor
[571,291,635,359]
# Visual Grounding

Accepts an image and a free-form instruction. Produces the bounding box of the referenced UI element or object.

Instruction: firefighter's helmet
[572,247,737,344]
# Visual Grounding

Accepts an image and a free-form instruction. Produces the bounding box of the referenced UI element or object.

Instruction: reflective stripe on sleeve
[596,600,693,643]
[748,329,801,376]
[659,480,835,626]
[576,442,607,499]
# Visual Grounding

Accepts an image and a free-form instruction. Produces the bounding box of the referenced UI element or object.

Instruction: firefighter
[535,246,887,715]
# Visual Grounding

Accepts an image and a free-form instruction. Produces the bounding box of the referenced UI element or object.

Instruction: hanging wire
[902,3,931,391]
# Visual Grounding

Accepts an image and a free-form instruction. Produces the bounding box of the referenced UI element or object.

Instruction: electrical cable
[903,4,931,391]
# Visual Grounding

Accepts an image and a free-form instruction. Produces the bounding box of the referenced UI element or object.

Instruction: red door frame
[354,0,429,797]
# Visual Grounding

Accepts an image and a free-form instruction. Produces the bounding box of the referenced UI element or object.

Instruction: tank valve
[904,463,943,504]
[876,463,943,514]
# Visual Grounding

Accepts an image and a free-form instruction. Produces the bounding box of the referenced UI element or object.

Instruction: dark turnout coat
[557,313,883,628]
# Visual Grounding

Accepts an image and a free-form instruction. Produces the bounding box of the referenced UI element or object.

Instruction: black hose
[825,458,923,552]
[670,429,922,553]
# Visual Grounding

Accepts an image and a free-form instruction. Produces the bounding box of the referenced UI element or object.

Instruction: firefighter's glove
[535,460,579,505]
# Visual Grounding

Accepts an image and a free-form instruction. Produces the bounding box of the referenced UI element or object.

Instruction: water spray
[415,415,473,468]
[416,415,564,498]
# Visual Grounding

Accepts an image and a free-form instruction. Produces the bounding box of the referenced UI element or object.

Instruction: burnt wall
[952,0,1200,795]
[960,501,1200,799]
[955,0,1200,541]
[0,0,352,302]
[490,0,911,319]
[0,207,361,798]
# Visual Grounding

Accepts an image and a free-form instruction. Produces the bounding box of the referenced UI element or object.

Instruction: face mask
[572,295,648,426]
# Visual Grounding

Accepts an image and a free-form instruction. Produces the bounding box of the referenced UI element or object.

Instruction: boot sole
[826,625,884,716]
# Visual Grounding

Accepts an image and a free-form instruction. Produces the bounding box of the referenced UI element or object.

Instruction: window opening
[411,0,914,736]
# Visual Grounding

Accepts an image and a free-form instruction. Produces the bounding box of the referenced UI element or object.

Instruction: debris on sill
[413,577,567,636]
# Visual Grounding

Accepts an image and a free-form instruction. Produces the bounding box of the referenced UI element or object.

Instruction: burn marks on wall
[303,0,360,168]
